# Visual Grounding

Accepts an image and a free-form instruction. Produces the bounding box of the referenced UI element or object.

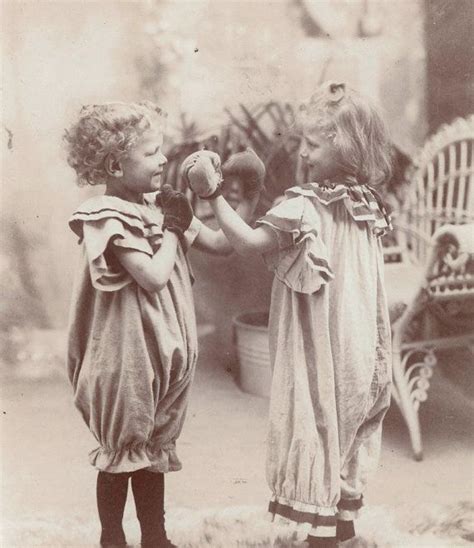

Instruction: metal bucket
[232,311,271,398]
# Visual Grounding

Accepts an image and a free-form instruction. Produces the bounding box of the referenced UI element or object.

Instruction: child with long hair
[64,101,263,547]
[184,82,393,547]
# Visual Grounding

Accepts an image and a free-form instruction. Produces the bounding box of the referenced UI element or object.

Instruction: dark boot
[97,471,130,547]
[336,519,355,542]
[131,469,177,548]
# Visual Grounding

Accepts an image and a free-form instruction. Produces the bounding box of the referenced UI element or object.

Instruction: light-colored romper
[257,182,392,539]
[67,195,201,474]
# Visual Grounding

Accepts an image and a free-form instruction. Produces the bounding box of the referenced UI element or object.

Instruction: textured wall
[1,1,144,327]
[144,0,427,152]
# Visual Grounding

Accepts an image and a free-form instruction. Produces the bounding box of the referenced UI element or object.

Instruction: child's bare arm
[185,148,275,255]
[113,184,193,292]
[193,195,258,255]
[209,195,278,255]
[113,232,180,292]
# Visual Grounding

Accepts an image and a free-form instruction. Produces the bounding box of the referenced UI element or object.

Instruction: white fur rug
[2,502,473,547]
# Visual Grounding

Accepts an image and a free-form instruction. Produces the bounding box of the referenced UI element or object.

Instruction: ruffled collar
[286,181,392,236]
[70,194,164,241]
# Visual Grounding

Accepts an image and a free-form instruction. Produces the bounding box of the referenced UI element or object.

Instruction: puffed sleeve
[69,197,154,291]
[256,195,334,294]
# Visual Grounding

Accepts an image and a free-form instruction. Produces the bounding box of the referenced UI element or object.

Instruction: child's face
[119,127,167,195]
[300,128,342,183]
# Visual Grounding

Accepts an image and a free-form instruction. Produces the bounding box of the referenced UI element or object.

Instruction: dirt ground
[0,333,473,547]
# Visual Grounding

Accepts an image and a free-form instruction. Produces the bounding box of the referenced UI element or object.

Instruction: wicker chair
[384,115,474,460]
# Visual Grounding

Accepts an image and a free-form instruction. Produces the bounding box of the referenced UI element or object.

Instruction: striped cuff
[268,499,320,525]
[309,508,337,538]
[336,496,363,520]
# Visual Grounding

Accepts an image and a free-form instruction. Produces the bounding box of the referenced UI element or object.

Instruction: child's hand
[158,184,194,238]
[222,148,266,200]
[181,150,223,199]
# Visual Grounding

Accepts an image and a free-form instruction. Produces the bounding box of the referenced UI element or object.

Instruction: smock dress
[257,182,392,539]
[67,195,201,474]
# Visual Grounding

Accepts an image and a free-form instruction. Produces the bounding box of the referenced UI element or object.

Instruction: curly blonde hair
[64,101,166,186]
[300,82,392,186]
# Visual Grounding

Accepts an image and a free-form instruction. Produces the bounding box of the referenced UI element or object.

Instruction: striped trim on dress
[268,497,337,539]
[268,495,364,539]
[286,182,392,237]
[69,206,164,243]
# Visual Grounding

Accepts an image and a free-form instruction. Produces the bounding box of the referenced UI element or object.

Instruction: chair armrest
[430,223,474,277]
[432,223,474,252]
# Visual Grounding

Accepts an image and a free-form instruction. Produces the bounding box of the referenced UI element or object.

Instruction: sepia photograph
[1,0,473,546]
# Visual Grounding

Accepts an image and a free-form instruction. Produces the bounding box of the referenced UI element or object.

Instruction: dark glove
[222,148,266,199]
[181,150,223,199]
[158,184,193,238]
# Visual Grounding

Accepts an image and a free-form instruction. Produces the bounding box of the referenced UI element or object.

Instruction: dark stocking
[96,471,129,546]
[131,469,175,547]
[336,519,355,541]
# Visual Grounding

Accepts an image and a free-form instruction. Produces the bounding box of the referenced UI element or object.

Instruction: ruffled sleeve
[257,195,334,294]
[69,196,155,291]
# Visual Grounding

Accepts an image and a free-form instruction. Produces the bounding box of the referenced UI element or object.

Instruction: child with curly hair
[64,101,264,547]
[185,83,393,547]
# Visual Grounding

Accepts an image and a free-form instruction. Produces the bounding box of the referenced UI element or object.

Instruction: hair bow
[304,81,347,110]
[327,82,346,103]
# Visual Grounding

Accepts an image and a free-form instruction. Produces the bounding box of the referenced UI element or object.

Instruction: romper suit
[257,182,392,539]
[67,194,201,474]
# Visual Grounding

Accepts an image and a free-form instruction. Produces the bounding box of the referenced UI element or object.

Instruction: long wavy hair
[300,82,393,186]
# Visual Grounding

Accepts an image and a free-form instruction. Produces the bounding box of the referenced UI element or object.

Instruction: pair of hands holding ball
[160,148,266,239]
